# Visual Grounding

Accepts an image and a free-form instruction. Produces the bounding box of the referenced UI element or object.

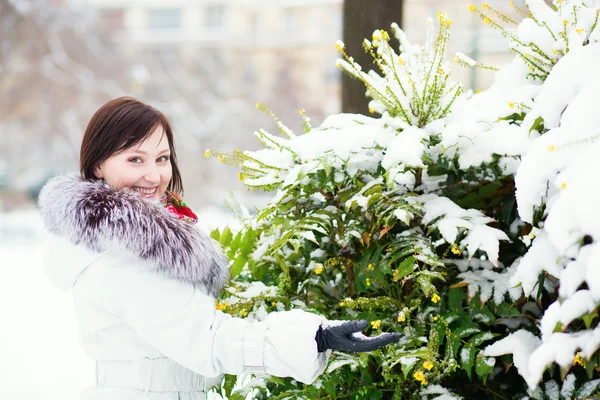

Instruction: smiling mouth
[132,186,158,196]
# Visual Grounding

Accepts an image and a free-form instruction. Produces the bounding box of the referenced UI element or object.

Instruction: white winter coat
[39,175,330,400]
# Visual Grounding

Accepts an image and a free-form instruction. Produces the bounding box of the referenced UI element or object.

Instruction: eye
[157,155,170,162]
[129,157,143,163]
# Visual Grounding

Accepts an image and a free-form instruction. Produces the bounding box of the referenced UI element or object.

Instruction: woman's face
[94,124,172,201]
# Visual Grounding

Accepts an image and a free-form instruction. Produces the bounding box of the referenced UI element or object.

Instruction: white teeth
[133,187,157,195]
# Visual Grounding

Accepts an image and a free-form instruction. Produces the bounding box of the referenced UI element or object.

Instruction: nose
[144,165,161,184]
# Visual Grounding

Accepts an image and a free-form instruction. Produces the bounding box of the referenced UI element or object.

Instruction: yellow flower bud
[468,4,477,12]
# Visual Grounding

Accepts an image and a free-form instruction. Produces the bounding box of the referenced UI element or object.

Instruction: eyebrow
[129,148,171,155]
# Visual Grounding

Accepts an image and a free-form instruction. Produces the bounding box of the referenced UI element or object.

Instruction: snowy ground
[0,207,234,399]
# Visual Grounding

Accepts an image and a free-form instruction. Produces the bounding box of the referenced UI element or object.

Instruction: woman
[38,97,400,400]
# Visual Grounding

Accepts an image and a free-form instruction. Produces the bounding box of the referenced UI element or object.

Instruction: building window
[148,8,182,31]
[205,4,225,29]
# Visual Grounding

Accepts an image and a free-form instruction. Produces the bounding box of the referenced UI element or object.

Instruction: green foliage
[207,2,600,399]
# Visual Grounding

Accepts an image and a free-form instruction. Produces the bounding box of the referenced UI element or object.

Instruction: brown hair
[80,97,183,194]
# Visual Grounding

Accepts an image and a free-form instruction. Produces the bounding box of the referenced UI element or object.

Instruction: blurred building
[84,0,344,121]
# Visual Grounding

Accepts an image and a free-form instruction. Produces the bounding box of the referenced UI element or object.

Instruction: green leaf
[460,343,477,380]
[219,226,233,247]
[230,255,247,278]
[454,326,481,339]
[475,355,496,384]
[240,227,255,255]
[529,115,545,134]
[448,287,464,312]
[583,310,598,329]
[469,332,499,347]
[417,275,435,296]
[478,182,502,199]
[395,256,416,281]
[210,228,221,242]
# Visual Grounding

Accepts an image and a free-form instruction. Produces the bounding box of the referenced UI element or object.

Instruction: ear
[93,165,103,179]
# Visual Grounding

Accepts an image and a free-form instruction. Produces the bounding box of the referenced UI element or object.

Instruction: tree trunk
[342,0,404,115]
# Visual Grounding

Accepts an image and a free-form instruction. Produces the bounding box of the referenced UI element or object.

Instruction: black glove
[315,320,401,353]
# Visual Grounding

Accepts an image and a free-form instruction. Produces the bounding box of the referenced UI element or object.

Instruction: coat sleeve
[109,265,330,384]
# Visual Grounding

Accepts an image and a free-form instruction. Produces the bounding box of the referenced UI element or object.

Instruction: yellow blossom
[552,49,558,54]
[529,66,534,71]
[508,102,515,108]
[563,20,569,26]
[414,370,425,382]
[369,107,375,114]
[366,278,371,287]
[215,301,227,311]
[475,89,482,94]
[371,320,381,330]
[218,155,224,163]
[238,173,245,181]
[482,3,490,10]
[315,266,324,275]
[423,361,434,371]
[368,263,375,271]
[560,182,567,190]
[335,41,344,52]
[433,315,439,321]
[397,313,406,322]
[574,352,585,367]
[341,265,346,270]
[204,150,211,158]
[547,144,556,152]
[509,1,514,6]
[468,4,477,12]
[335,61,341,68]
[255,102,261,108]
[484,17,491,24]
[451,245,461,255]
[432,293,441,303]
[576,28,584,34]
[271,301,277,306]
[239,310,248,317]
[422,379,428,385]
[445,19,452,25]
[340,301,346,307]
[552,58,557,63]
[454,55,460,63]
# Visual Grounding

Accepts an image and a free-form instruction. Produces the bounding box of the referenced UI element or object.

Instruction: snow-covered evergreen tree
[209,1,600,398]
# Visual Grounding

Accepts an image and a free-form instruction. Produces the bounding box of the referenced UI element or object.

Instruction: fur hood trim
[38,174,230,297]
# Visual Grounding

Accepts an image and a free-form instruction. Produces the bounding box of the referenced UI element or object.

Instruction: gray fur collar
[38,174,230,297]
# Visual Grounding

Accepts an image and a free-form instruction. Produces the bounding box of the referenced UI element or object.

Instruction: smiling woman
[37,97,401,400]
